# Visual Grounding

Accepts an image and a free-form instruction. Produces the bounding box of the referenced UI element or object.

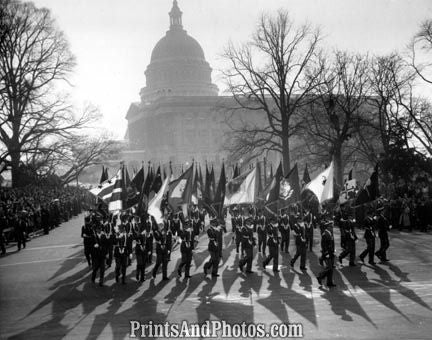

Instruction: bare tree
[300,51,371,188]
[222,10,324,173]
[410,19,432,85]
[0,1,96,186]
[364,50,432,178]
[56,134,119,185]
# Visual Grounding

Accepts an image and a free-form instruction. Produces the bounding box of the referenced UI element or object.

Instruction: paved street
[1,215,432,339]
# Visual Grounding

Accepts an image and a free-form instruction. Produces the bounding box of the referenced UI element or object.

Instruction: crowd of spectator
[0,185,94,255]
[382,174,432,232]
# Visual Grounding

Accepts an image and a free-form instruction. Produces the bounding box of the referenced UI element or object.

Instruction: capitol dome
[140,0,218,102]
[150,30,205,62]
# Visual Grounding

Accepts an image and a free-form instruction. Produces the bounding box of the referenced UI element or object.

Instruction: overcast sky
[31,0,432,139]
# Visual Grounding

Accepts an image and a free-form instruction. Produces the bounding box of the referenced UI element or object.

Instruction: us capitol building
[122,1,375,182]
[123,0,251,169]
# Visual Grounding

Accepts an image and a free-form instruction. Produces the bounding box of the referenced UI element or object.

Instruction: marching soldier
[203,218,221,277]
[172,210,182,236]
[114,224,129,284]
[81,216,94,268]
[231,207,238,233]
[290,216,307,271]
[177,219,195,278]
[166,221,173,261]
[239,218,255,273]
[304,208,315,251]
[145,227,154,265]
[316,221,336,288]
[135,224,147,282]
[91,223,108,286]
[152,224,170,280]
[256,210,267,255]
[234,210,243,255]
[375,205,391,262]
[359,213,376,265]
[123,215,134,267]
[338,215,358,266]
[278,209,290,254]
[263,221,280,272]
[190,204,200,221]
[104,217,115,268]
[199,207,207,225]
[192,214,202,237]
[218,218,226,258]
[144,214,153,233]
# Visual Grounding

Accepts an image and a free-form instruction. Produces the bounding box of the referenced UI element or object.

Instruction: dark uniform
[203,220,221,277]
[217,222,225,258]
[291,221,307,270]
[152,228,169,280]
[238,219,255,273]
[199,208,207,225]
[338,218,357,266]
[256,214,267,255]
[81,218,94,267]
[233,214,243,254]
[263,225,279,272]
[104,221,115,267]
[177,223,194,278]
[91,226,108,286]
[172,213,182,236]
[192,217,202,237]
[114,228,129,284]
[145,229,154,264]
[375,208,391,262]
[359,215,376,265]
[135,232,147,282]
[304,210,314,251]
[317,222,336,287]
[278,213,290,254]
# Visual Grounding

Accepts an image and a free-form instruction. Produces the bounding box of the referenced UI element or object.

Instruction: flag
[123,166,140,209]
[142,164,154,197]
[339,179,357,204]
[90,171,119,203]
[355,165,379,206]
[195,164,204,207]
[279,164,301,209]
[233,164,240,179]
[348,168,353,181]
[168,164,194,210]
[108,168,124,212]
[104,167,109,182]
[131,166,145,193]
[210,165,216,201]
[99,166,107,184]
[149,166,162,199]
[302,164,311,186]
[212,163,226,218]
[256,161,264,198]
[204,163,211,202]
[304,161,334,203]
[264,162,283,213]
[224,167,257,206]
[147,177,170,224]
[191,165,199,205]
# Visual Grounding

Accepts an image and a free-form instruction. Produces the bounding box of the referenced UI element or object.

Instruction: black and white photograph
[1,0,432,339]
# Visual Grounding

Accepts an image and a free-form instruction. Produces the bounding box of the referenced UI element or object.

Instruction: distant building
[123,1,379,184]
[124,0,233,171]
